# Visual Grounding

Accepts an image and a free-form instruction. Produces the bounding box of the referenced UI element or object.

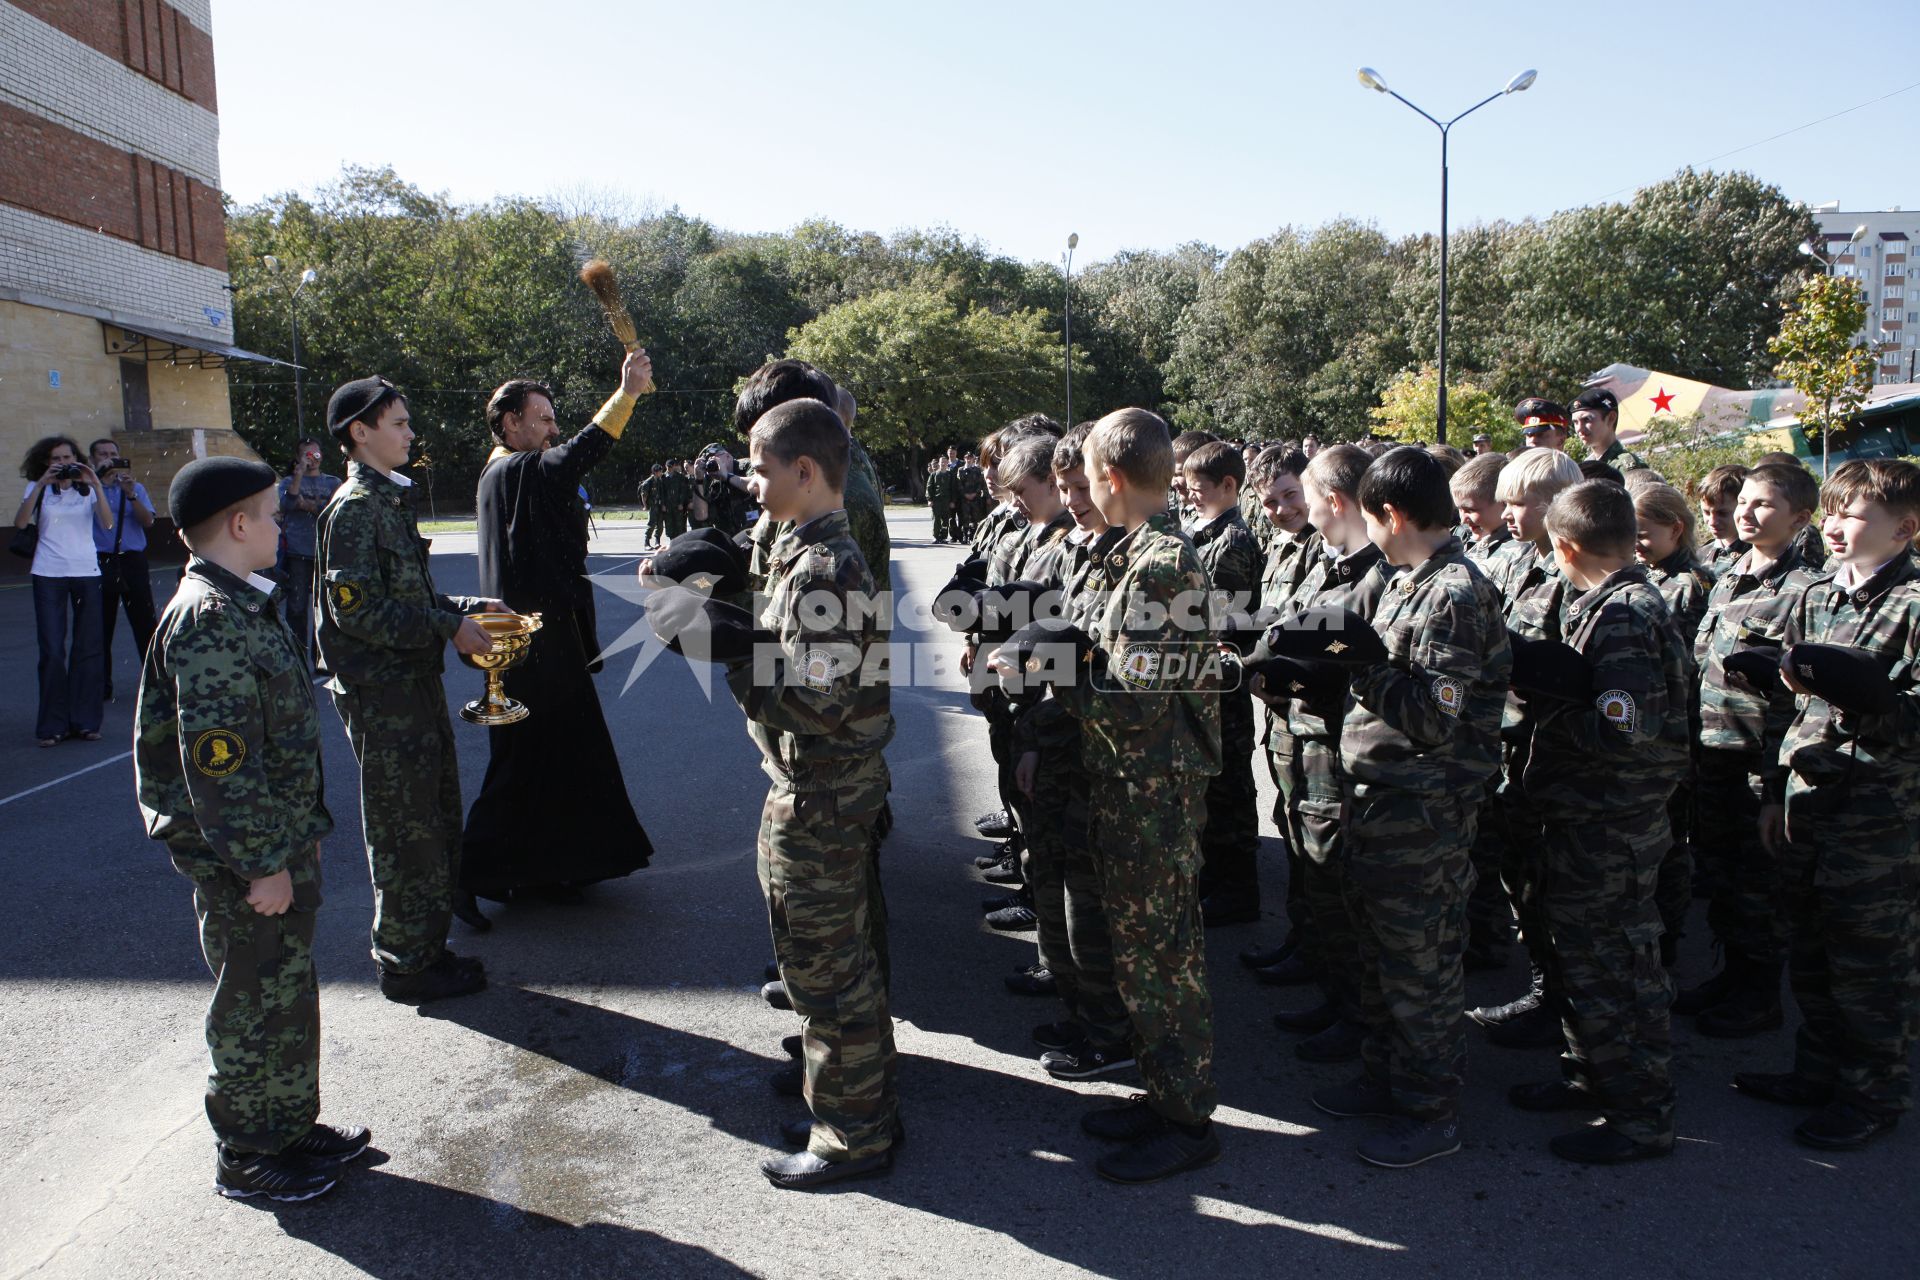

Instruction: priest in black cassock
[456,350,655,927]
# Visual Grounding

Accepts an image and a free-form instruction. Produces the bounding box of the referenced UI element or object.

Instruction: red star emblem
[1650,387,1675,414]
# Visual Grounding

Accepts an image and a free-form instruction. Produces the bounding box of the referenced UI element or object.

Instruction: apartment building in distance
[0,0,273,517]
[1811,203,1920,385]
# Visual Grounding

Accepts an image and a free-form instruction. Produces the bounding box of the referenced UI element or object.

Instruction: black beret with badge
[991,618,1100,694]
[933,558,993,631]
[1254,606,1389,666]
[643,584,767,663]
[643,538,747,598]
[1783,643,1898,716]
[325,376,403,437]
[168,457,280,532]
[972,579,1061,643]
[1723,645,1784,697]
[1508,634,1596,702]
[1243,653,1351,705]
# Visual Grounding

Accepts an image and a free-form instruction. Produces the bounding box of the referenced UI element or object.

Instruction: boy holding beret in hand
[136,458,369,1202]
[1742,458,1920,1151]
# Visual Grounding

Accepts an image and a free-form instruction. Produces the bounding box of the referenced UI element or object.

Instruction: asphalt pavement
[0,507,1913,1279]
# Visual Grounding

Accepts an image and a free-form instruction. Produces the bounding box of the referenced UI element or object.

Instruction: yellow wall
[0,299,257,517]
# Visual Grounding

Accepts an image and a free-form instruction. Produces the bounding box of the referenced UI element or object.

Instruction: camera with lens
[54,463,85,480]
[97,458,129,477]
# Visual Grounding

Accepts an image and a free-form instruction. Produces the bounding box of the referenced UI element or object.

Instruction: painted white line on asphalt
[0,750,133,808]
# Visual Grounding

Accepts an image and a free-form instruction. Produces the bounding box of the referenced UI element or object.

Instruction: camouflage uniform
[728,509,898,1161]
[1339,538,1510,1120]
[1274,542,1391,1022]
[1464,524,1515,576]
[316,462,477,977]
[1257,525,1320,945]
[955,464,987,539]
[1524,565,1692,1144]
[927,466,957,543]
[1769,555,1920,1119]
[639,472,666,546]
[1597,440,1650,472]
[1060,512,1222,1126]
[1645,547,1715,946]
[845,440,892,591]
[1702,538,1749,579]
[1012,526,1130,1049]
[1691,543,1824,974]
[136,560,331,1154]
[1192,507,1265,909]
[659,469,692,539]
[1239,485,1274,556]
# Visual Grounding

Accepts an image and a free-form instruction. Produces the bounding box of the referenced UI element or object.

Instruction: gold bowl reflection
[458,611,544,725]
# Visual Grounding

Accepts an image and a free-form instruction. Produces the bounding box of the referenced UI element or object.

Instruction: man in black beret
[1570,388,1649,472]
[314,377,501,1001]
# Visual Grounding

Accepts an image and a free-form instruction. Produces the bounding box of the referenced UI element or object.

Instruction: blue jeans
[33,574,104,739]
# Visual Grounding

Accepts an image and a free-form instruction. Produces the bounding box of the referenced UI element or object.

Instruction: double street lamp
[262,255,320,433]
[1063,232,1079,428]
[1358,66,1537,447]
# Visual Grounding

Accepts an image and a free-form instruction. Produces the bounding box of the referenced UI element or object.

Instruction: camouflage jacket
[1012,526,1121,758]
[1010,510,1076,585]
[1464,524,1514,574]
[1260,525,1321,615]
[956,464,986,503]
[315,461,478,690]
[136,559,331,891]
[926,468,957,507]
[1498,540,1570,737]
[984,507,1035,586]
[1693,541,1823,756]
[747,446,891,602]
[1281,542,1392,745]
[971,503,1021,562]
[1239,486,1274,556]
[658,471,692,513]
[727,509,894,791]
[639,474,663,510]
[1524,565,1693,819]
[1193,508,1263,619]
[1598,439,1650,471]
[1060,512,1222,782]
[1770,554,1920,809]
[1702,538,1748,578]
[1645,547,1714,642]
[1343,537,1511,799]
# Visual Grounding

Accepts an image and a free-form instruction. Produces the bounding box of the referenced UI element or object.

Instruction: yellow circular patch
[332,580,365,615]
[192,729,247,777]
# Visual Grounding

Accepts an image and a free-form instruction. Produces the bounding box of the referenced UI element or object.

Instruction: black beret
[1255,606,1388,666]
[1509,635,1594,702]
[992,618,1099,695]
[672,526,750,573]
[644,539,747,598]
[1245,653,1350,706]
[168,457,279,532]
[1570,387,1619,416]
[933,564,991,631]
[644,585,766,663]
[1784,643,1896,715]
[326,376,403,437]
[1723,645,1784,697]
[973,579,1060,642]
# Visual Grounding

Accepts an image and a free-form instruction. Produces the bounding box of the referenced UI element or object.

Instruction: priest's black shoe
[1732,1071,1833,1108]
[1252,952,1316,986]
[762,1149,892,1190]
[1271,999,1339,1035]
[1004,964,1057,996]
[1081,1095,1167,1143]
[1095,1122,1220,1184]
[1794,1103,1899,1151]
[762,980,792,1010]
[452,891,491,931]
[1548,1122,1672,1164]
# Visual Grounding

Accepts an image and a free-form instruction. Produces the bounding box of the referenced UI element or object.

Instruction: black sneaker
[980,858,1024,886]
[1252,952,1316,986]
[1295,1018,1365,1064]
[214,1145,338,1202]
[379,953,487,1005]
[764,959,781,983]
[980,892,1028,915]
[1238,938,1296,970]
[1357,1114,1462,1169]
[1271,999,1340,1034]
[1549,1121,1672,1164]
[770,1063,804,1098]
[1032,1020,1087,1051]
[1508,1080,1599,1113]
[781,1034,803,1060]
[1081,1095,1168,1143]
[1311,1077,1396,1120]
[986,903,1038,932]
[1732,1071,1834,1108]
[762,980,792,1010]
[974,809,1015,838]
[1795,1103,1900,1151]
[1095,1122,1221,1184]
[973,838,1021,870]
[1004,964,1057,996]
[283,1122,372,1165]
[1041,1043,1136,1080]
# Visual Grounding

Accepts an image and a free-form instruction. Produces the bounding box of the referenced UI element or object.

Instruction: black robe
[460,423,652,897]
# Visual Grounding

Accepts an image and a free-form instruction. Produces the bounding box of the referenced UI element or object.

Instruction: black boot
[1673,952,1740,1016]
[1697,956,1784,1038]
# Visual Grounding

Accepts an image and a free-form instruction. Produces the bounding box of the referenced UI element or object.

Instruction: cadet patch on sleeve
[191,729,247,777]
[1596,689,1636,733]
[331,580,366,615]
[1430,674,1464,717]
[1119,643,1161,689]
[800,648,840,693]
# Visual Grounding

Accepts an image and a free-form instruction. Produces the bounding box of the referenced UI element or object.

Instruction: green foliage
[1633,412,1765,495]
[1369,366,1513,449]
[1768,273,1876,474]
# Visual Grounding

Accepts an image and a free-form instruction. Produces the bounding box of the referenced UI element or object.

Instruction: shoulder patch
[192,729,247,777]
[1118,643,1161,689]
[800,648,840,694]
[1596,689,1636,733]
[331,579,366,615]
[1430,674,1465,717]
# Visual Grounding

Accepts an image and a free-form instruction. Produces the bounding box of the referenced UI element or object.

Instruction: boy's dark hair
[1356,446,1456,529]
[750,398,848,490]
[1821,457,1920,521]
[1745,462,1821,517]
[1450,451,1507,502]
[1053,421,1095,473]
[485,379,556,442]
[1753,451,1804,471]
[1087,409,1174,490]
[1426,443,1468,476]
[1000,437,1056,487]
[1172,429,1218,464]
[20,435,82,480]
[650,462,664,473]
[1182,440,1246,488]
[1002,413,1063,443]
[734,360,838,436]
[1546,479,1638,559]
[1698,463,1748,505]
[1578,459,1627,487]
[1302,443,1371,499]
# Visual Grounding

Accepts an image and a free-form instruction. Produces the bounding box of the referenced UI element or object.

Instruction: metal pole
[1437,127,1450,447]
[290,297,306,435]
[1063,244,1075,427]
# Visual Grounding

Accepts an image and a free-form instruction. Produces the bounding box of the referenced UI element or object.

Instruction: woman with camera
[14,436,113,746]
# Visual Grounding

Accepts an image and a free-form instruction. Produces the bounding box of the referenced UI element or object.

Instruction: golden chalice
[459,611,544,725]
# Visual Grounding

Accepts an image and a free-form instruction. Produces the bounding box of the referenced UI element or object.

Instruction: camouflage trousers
[1288,738,1364,1020]
[758,764,899,1161]
[1198,689,1260,905]
[1343,788,1473,1120]
[1465,768,1513,946]
[1089,772,1217,1126]
[1497,740,1552,981]
[1019,755,1129,1047]
[1265,726,1312,953]
[187,865,320,1154]
[332,674,461,976]
[1538,811,1676,1145]
[1656,776,1694,948]
[1694,749,1784,966]
[662,511,688,539]
[1781,797,1920,1118]
[930,501,953,542]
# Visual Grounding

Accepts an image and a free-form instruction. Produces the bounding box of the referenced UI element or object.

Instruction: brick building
[0,0,272,519]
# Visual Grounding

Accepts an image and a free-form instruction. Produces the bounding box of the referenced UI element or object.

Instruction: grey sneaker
[1356,1113,1462,1169]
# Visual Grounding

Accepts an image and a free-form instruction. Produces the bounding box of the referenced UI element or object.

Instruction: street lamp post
[263,256,320,434]
[1063,232,1079,428]
[1796,225,1870,478]
[1358,67,1536,447]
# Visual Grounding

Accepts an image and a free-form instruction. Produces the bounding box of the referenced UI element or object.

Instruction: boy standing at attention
[136,458,369,1201]
[1313,448,1510,1169]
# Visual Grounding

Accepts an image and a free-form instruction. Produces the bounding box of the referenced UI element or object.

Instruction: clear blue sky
[210,0,1917,266]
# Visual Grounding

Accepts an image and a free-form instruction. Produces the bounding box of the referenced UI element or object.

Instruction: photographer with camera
[690,444,752,537]
[15,435,112,746]
[278,438,341,666]
[88,439,157,701]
